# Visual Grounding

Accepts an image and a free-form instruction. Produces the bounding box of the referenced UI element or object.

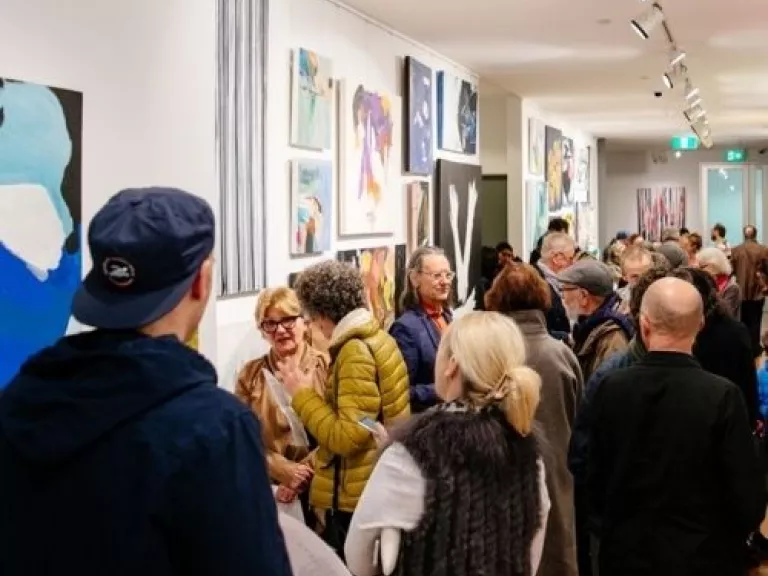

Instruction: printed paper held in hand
[262,369,309,447]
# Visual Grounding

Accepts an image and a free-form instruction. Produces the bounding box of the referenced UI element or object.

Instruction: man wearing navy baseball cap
[0,188,292,576]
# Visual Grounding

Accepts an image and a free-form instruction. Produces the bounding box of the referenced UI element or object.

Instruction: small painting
[0,78,83,388]
[561,136,575,206]
[437,71,478,154]
[290,47,333,150]
[339,82,401,236]
[405,180,430,254]
[404,57,433,175]
[435,160,482,317]
[572,145,590,203]
[637,186,686,242]
[528,118,545,176]
[337,244,406,330]
[525,180,548,256]
[291,159,332,255]
[545,125,563,212]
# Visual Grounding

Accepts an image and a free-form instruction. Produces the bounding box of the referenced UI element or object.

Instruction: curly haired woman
[277,260,410,557]
[345,311,550,576]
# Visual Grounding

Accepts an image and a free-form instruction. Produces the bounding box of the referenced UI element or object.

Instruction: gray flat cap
[555,260,615,297]
[656,241,689,269]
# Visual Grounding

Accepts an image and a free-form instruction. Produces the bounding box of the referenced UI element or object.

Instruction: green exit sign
[670,135,699,150]
[724,149,747,162]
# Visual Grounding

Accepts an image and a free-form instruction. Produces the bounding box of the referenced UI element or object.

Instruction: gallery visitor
[344,312,550,576]
[0,187,291,576]
[535,231,574,341]
[236,286,329,524]
[276,259,410,559]
[697,246,742,318]
[390,246,453,412]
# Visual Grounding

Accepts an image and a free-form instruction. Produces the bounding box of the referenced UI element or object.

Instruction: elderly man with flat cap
[557,260,634,382]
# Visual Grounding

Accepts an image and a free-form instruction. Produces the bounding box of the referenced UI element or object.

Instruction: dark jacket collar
[508,310,548,337]
[639,350,701,369]
[573,293,634,348]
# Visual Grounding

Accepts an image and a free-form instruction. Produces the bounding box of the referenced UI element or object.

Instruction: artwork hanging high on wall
[404,57,433,175]
[436,72,477,155]
[337,244,406,330]
[575,202,598,253]
[435,160,482,317]
[561,136,575,206]
[405,180,430,254]
[525,180,548,256]
[572,145,590,203]
[637,186,686,242]
[0,78,83,389]
[544,126,563,212]
[291,159,332,255]
[339,82,401,236]
[528,118,545,176]
[290,47,333,150]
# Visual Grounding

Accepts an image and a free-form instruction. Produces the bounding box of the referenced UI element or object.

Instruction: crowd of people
[2,186,768,576]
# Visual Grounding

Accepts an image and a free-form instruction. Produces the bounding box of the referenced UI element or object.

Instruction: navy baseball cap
[72,187,215,330]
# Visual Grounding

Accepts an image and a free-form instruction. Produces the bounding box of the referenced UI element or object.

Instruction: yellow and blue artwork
[290,47,333,151]
[0,78,82,388]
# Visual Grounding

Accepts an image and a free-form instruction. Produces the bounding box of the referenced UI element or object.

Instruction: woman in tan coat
[486,263,584,576]
[235,287,328,516]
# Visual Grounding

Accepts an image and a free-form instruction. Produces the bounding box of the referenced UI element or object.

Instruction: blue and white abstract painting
[0,78,82,388]
[404,57,433,175]
[437,71,478,155]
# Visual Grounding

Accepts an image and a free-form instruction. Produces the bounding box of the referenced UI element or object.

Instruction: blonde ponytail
[498,366,540,436]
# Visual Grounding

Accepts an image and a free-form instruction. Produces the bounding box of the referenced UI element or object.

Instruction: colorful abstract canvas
[545,125,563,212]
[435,160,482,317]
[525,180,548,256]
[405,180,430,254]
[437,72,478,154]
[290,47,333,150]
[291,159,332,255]
[337,244,406,330]
[637,186,686,242]
[339,82,401,235]
[404,57,433,175]
[528,118,545,176]
[0,78,83,388]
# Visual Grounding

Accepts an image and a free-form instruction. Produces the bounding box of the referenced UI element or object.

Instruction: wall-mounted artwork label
[404,57,433,175]
[339,82,400,236]
[670,135,699,151]
[291,159,332,255]
[0,78,83,389]
[724,149,747,162]
[291,48,333,150]
[436,72,477,154]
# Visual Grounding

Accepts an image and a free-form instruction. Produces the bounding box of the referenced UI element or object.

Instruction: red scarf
[421,300,448,334]
[715,274,729,293]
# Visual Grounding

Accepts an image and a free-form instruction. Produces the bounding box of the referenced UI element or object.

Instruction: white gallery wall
[599,146,768,246]
[520,99,600,256]
[216,0,481,384]
[0,0,219,361]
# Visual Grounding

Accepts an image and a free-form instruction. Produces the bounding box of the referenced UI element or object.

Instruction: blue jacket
[757,360,768,420]
[0,330,292,576]
[390,307,450,412]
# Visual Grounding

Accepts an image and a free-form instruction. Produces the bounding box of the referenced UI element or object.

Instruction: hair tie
[487,371,517,401]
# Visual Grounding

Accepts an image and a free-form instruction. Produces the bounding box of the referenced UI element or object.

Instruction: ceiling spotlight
[662,63,684,90]
[684,84,700,101]
[688,97,703,108]
[663,72,674,89]
[669,49,687,67]
[631,3,665,39]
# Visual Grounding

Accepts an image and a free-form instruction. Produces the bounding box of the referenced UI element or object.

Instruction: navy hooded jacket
[0,330,293,576]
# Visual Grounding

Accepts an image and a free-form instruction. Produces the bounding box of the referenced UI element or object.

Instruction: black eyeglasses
[260,316,300,334]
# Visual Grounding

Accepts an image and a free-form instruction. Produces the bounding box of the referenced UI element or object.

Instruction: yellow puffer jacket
[292,308,410,512]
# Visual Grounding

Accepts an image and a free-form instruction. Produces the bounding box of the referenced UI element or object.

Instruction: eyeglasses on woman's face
[422,271,455,283]
[260,316,300,334]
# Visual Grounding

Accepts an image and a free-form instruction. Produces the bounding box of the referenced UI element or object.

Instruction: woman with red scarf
[698,246,742,319]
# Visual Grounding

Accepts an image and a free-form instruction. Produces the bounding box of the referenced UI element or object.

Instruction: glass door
[700,165,747,246]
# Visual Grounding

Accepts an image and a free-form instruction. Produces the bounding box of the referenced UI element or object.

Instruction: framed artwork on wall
[436,72,477,154]
[525,180,548,256]
[528,118,545,177]
[290,159,332,255]
[404,57,433,175]
[561,136,575,207]
[405,180,430,254]
[338,81,401,236]
[637,186,686,242]
[544,125,563,212]
[434,160,482,317]
[572,145,590,203]
[337,244,406,330]
[0,78,83,389]
[290,47,333,150]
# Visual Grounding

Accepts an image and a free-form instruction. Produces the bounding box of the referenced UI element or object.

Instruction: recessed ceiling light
[597,18,612,25]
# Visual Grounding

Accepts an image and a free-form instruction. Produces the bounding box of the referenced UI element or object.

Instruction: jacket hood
[0,330,216,464]
[329,308,379,351]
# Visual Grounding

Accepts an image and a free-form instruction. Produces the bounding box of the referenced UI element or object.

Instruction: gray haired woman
[697,246,742,318]
[389,246,453,412]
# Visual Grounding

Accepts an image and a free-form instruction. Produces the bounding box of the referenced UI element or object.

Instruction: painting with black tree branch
[435,160,482,317]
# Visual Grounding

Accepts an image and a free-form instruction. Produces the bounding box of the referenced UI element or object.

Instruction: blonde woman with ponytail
[345,312,550,576]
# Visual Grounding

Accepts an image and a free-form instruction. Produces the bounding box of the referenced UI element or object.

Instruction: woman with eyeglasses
[390,246,454,413]
[235,287,328,524]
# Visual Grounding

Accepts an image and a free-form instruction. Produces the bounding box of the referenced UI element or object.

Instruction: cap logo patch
[102,257,135,287]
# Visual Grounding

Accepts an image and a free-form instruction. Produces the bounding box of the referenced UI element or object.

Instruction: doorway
[480,175,508,247]
[700,164,767,244]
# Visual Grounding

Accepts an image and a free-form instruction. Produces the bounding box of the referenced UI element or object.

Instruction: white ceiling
[340,0,768,146]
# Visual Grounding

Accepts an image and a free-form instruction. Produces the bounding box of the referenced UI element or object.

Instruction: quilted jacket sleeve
[292,339,379,459]
[376,336,411,423]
